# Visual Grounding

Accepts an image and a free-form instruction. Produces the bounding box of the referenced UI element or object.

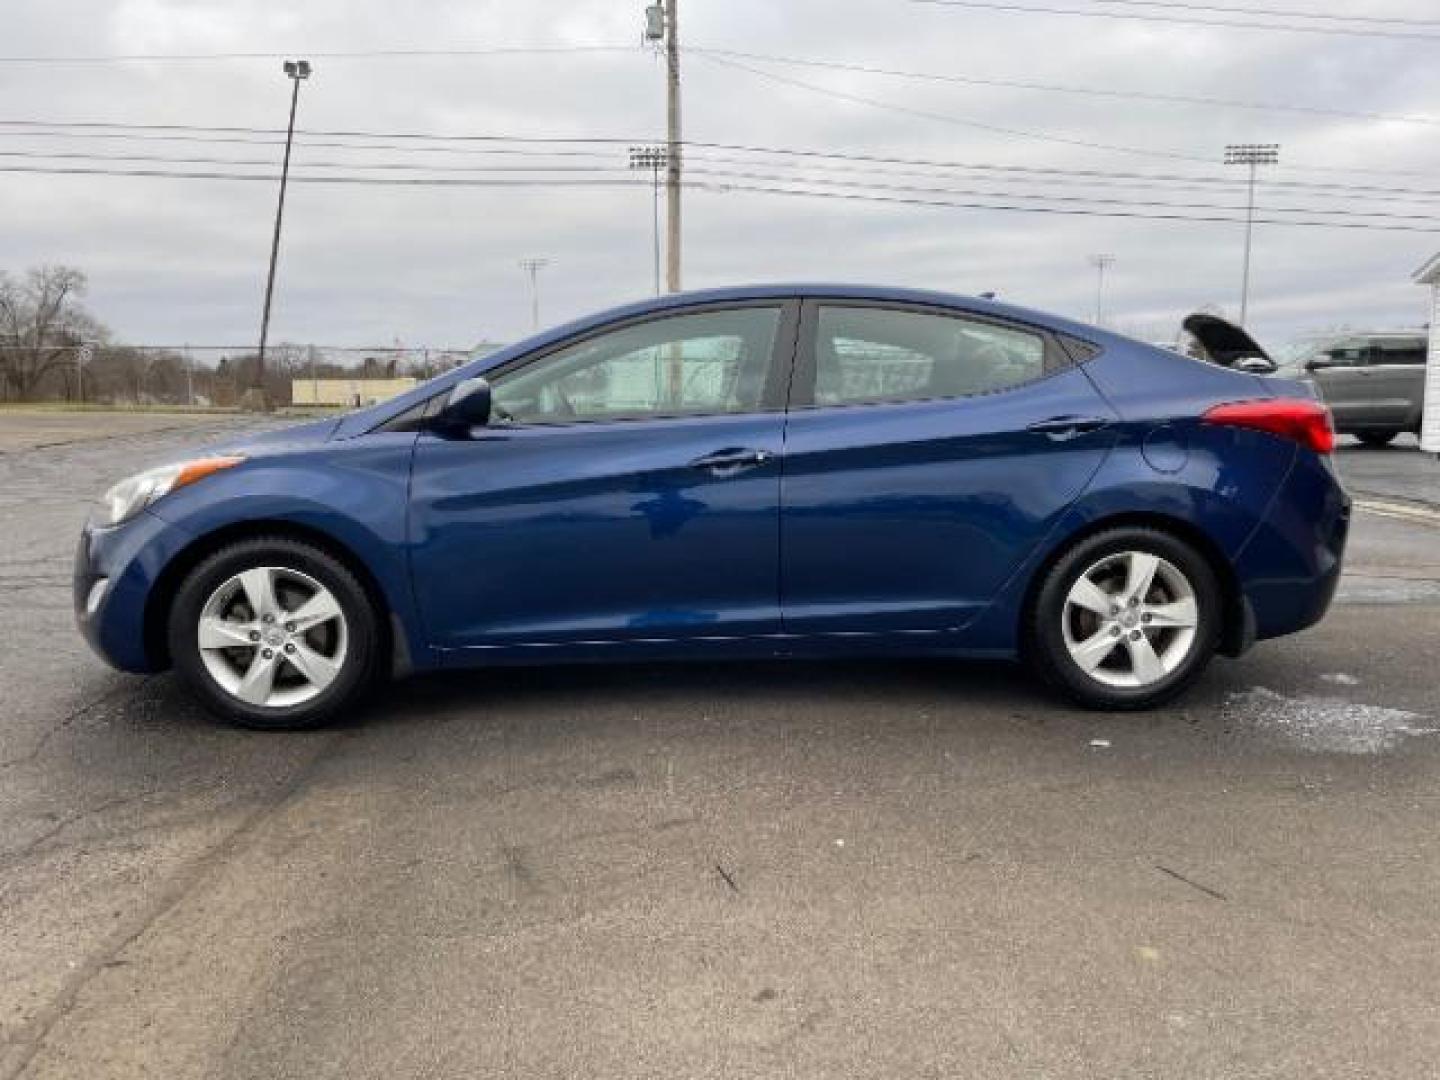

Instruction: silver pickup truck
[1181,314,1427,446]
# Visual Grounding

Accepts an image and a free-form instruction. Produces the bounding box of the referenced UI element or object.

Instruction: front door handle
[690,447,771,473]
[1026,416,1110,441]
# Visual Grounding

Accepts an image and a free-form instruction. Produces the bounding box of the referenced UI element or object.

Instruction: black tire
[1356,429,1399,447]
[1026,526,1222,710]
[167,536,382,730]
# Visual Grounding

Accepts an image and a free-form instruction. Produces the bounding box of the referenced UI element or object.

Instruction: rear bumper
[74,511,194,673]
[1232,450,1350,643]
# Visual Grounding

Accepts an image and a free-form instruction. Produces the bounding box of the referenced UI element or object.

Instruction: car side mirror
[436,377,492,431]
[1305,358,1333,372]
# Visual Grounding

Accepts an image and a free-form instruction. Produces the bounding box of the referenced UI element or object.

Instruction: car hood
[206,416,343,458]
[1182,312,1272,366]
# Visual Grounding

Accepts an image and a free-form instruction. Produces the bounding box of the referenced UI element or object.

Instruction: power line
[907,0,1440,41]
[688,46,1440,128]
[9,120,1440,200]
[1056,0,1440,28]
[693,55,1440,181]
[8,144,1440,208]
[711,179,1440,233]
[693,51,1212,164]
[4,161,1439,232]
[0,45,637,64]
[0,148,632,173]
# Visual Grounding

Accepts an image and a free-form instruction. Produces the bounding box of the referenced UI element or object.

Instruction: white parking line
[1354,498,1440,528]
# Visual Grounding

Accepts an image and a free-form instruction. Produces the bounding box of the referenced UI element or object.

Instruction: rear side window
[812,306,1049,407]
[1372,338,1428,366]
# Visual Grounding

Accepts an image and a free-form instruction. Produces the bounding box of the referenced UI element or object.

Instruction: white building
[1413,253,1440,456]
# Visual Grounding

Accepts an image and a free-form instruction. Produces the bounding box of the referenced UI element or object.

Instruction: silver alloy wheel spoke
[238,567,279,620]
[1061,549,1200,690]
[287,589,343,632]
[1146,597,1198,629]
[235,649,281,705]
[1123,552,1161,605]
[198,616,257,650]
[1124,633,1166,684]
[1067,576,1114,617]
[285,641,341,690]
[197,565,349,710]
[1070,628,1122,673]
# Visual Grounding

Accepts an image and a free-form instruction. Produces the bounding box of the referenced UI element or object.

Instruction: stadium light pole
[1224,143,1279,327]
[629,146,667,295]
[519,258,550,331]
[1087,253,1115,326]
[254,58,312,409]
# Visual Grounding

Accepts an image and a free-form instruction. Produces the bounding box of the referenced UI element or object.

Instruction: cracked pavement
[2,413,1439,1078]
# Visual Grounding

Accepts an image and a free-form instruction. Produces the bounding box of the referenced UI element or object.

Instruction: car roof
[591,283,1106,339]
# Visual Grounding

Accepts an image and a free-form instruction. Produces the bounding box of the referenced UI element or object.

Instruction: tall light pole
[1088,253,1115,326]
[254,58,312,409]
[519,258,549,331]
[629,145,667,295]
[1224,143,1279,327]
[644,2,682,292]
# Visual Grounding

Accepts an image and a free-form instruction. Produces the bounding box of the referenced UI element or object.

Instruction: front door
[779,301,1117,636]
[409,302,797,650]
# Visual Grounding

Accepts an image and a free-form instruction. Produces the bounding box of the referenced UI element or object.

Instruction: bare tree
[0,266,106,401]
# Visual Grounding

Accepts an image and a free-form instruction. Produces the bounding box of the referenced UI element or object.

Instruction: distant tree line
[0,264,468,406]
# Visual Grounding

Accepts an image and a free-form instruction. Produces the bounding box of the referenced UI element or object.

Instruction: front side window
[491,307,781,425]
[813,306,1048,407]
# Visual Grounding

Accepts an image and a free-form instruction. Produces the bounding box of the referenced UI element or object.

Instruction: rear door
[778,301,1117,636]
[1365,336,1428,428]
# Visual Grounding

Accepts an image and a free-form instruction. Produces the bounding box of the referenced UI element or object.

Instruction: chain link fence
[0,343,506,408]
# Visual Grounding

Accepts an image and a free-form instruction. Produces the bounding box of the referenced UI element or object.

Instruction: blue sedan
[74,285,1349,729]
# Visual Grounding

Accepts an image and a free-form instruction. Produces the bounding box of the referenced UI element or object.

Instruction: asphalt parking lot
[3,413,1439,1079]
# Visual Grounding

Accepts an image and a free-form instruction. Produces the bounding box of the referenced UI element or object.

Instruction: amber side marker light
[173,456,247,491]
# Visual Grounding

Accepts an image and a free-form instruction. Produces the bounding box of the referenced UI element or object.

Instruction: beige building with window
[291,377,418,408]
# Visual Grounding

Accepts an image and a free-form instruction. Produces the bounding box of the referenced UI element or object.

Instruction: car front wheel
[167,537,381,729]
[1028,527,1221,710]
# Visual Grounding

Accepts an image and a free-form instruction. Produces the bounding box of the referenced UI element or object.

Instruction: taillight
[1202,398,1336,454]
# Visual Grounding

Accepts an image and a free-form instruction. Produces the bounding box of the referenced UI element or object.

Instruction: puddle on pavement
[1222,687,1436,755]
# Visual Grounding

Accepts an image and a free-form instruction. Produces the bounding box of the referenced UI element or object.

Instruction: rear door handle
[690,447,771,473]
[1026,416,1110,441]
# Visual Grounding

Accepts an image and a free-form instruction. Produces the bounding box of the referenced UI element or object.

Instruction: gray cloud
[3,0,1438,352]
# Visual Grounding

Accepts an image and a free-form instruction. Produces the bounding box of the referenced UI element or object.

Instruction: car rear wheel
[167,537,381,729]
[1356,429,1399,447]
[1028,527,1221,710]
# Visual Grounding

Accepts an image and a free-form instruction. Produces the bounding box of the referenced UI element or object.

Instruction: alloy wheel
[1060,550,1199,689]
[196,565,349,709]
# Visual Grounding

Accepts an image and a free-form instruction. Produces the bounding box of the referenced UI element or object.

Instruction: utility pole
[629,145,666,295]
[254,58,312,410]
[644,2,682,292]
[75,340,94,404]
[185,344,194,406]
[1224,143,1279,327]
[665,0,681,294]
[1087,254,1115,326]
[519,258,549,331]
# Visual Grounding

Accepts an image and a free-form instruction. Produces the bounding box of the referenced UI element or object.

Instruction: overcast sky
[4,0,1439,353]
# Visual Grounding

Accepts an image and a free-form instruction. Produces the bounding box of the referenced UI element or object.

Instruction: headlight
[91,456,245,528]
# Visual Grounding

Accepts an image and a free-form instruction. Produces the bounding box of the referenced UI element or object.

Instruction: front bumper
[74,510,195,673]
